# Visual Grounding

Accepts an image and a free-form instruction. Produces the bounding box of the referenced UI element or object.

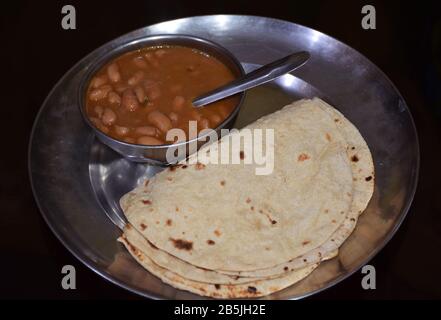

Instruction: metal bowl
[78,34,246,165]
[29,15,419,299]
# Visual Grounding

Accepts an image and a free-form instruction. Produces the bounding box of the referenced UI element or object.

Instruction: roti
[122,223,268,284]
[118,98,375,297]
[123,99,356,271]
[118,235,333,298]
[212,98,375,277]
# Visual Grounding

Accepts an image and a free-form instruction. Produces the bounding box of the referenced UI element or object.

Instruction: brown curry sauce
[85,46,239,145]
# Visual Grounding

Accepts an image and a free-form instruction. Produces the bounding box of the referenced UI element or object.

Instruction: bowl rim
[77,33,246,150]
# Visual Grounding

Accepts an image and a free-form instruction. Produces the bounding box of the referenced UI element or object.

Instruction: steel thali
[29,15,419,299]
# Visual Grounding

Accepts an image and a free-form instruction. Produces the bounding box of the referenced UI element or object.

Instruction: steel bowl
[78,34,246,165]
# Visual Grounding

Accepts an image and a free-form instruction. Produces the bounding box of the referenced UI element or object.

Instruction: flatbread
[124,99,355,271]
[118,235,322,298]
[118,98,375,297]
[122,223,268,284]
[214,98,375,277]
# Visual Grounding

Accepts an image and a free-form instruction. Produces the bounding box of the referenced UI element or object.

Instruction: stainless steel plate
[29,15,419,299]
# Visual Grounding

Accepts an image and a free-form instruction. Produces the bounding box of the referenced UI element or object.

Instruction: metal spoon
[192,51,310,108]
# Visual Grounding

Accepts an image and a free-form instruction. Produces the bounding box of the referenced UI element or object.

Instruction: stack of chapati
[118,98,374,298]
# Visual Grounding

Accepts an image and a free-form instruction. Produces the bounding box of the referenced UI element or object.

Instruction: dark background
[1,0,440,299]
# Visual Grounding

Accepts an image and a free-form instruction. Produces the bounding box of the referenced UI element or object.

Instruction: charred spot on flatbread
[298,153,310,161]
[195,162,206,170]
[247,286,257,294]
[170,238,193,251]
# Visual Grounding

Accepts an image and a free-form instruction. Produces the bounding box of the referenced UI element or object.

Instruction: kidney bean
[135,126,157,136]
[209,113,222,125]
[94,105,104,118]
[147,110,172,133]
[107,63,121,82]
[168,112,179,124]
[137,136,164,145]
[90,117,109,134]
[102,108,117,126]
[121,137,134,144]
[128,70,145,86]
[115,125,129,136]
[133,56,148,69]
[121,89,139,112]
[90,75,108,88]
[199,117,210,129]
[114,84,130,93]
[134,86,147,104]
[190,109,202,121]
[108,91,121,105]
[89,85,112,101]
[172,95,185,111]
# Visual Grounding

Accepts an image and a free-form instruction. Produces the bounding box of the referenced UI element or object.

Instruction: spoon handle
[192,51,310,108]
